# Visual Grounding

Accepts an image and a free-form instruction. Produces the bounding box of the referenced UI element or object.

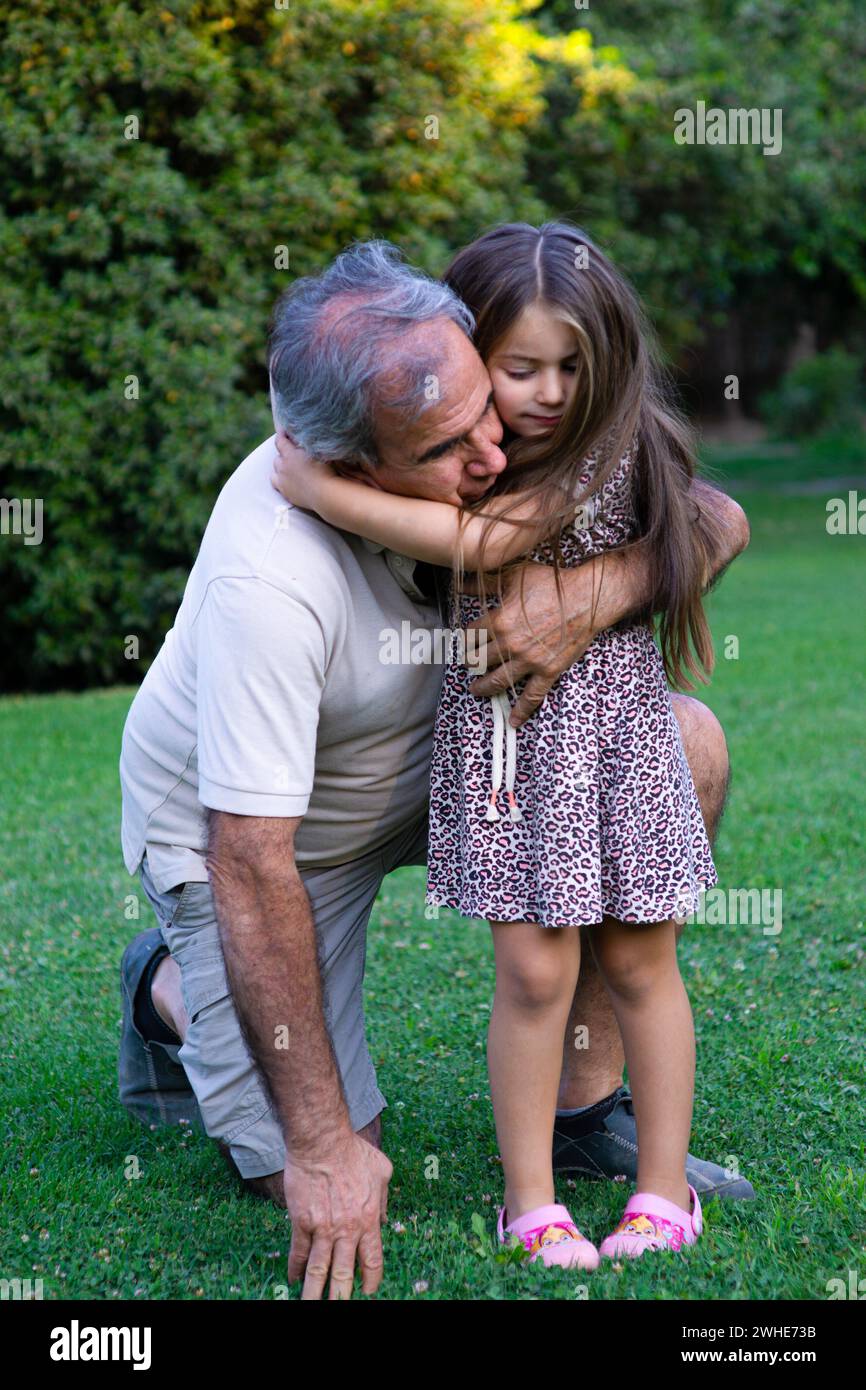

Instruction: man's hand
[462,558,613,727]
[284,1131,393,1301]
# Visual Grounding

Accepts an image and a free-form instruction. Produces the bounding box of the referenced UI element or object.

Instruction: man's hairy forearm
[580,545,652,631]
[206,813,351,1154]
[566,481,750,632]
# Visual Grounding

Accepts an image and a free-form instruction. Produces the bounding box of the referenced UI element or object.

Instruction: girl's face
[487,301,580,438]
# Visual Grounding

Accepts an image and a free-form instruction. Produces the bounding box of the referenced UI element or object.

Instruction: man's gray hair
[268,240,475,466]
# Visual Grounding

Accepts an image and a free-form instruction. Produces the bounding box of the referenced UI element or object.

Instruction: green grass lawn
[1,447,864,1301]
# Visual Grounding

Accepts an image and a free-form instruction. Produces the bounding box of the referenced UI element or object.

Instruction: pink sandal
[599,1183,703,1260]
[498,1203,600,1271]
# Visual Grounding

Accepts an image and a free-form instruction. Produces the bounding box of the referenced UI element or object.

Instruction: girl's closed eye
[503,362,578,381]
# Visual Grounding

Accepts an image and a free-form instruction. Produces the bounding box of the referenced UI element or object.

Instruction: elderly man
[118,240,750,1300]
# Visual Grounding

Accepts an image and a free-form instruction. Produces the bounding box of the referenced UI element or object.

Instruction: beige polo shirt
[120,435,444,892]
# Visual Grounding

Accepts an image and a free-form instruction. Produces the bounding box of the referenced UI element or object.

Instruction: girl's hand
[271,430,341,514]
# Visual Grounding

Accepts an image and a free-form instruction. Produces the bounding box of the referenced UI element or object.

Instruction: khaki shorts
[138,812,428,1179]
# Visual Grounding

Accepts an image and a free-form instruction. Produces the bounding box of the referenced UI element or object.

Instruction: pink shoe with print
[498,1203,600,1270]
[599,1183,703,1260]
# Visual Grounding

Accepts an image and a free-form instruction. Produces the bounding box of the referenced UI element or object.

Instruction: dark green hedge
[0,0,542,690]
[2,0,864,690]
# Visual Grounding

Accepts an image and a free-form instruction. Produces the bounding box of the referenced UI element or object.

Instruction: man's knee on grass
[245,1171,287,1208]
[214,1139,286,1208]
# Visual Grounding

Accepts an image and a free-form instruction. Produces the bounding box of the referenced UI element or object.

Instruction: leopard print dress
[425,443,718,930]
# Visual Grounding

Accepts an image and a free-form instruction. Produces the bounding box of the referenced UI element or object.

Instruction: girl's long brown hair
[442,221,722,689]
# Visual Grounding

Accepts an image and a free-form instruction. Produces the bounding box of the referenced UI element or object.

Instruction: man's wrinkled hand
[283,1130,393,1301]
[461,560,601,727]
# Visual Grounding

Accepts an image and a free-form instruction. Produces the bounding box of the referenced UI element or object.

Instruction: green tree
[532,0,866,364]
[0,0,545,690]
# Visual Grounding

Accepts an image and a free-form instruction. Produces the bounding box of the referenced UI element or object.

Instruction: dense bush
[533,0,866,358]
[0,0,545,690]
[2,0,865,690]
[758,349,866,439]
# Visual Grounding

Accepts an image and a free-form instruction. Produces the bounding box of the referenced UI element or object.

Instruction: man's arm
[193,567,394,1300]
[271,431,554,569]
[206,811,392,1302]
[207,811,350,1149]
[466,482,749,726]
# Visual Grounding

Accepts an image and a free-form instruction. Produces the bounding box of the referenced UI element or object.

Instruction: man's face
[361,321,508,506]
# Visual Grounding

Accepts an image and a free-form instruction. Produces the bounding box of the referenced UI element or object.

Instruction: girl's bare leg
[588,915,694,1211]
[557,695,729,1109]
[488,921,582,1221]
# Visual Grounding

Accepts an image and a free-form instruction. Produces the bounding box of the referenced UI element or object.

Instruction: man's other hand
[284,1130,393,1300]
[462,560,605,728]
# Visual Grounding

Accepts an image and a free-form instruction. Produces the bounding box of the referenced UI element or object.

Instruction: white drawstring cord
[485,692,523,823]
[485,693,505,820]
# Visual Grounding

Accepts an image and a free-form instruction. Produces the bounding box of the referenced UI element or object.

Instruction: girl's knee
[497,950,575,1012]
[592,925,675,1001]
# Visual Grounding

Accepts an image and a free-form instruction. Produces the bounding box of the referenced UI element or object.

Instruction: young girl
[273,222,720,1270]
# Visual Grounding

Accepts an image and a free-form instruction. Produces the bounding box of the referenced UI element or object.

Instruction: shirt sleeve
[195,575,328,817]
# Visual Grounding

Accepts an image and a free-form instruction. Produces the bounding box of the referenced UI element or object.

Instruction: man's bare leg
[149,956,381,1209]
[151,955,189,1042]
[556,694,730,1109]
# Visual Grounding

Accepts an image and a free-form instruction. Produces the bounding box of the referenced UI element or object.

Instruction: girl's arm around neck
[311,473,551,569]
[271,433,552,568]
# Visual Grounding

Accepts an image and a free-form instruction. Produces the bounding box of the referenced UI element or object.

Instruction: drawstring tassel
[503,702,522,821]
[487,692,522,824]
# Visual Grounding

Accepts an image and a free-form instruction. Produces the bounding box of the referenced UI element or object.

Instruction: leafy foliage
[758,349,866,439]
[1,0,864,689]
[0,0,544,689]
[532,0,866,352]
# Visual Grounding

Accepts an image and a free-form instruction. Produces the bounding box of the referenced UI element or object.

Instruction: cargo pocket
[176,931,230,1027]
[167,878,216,933]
